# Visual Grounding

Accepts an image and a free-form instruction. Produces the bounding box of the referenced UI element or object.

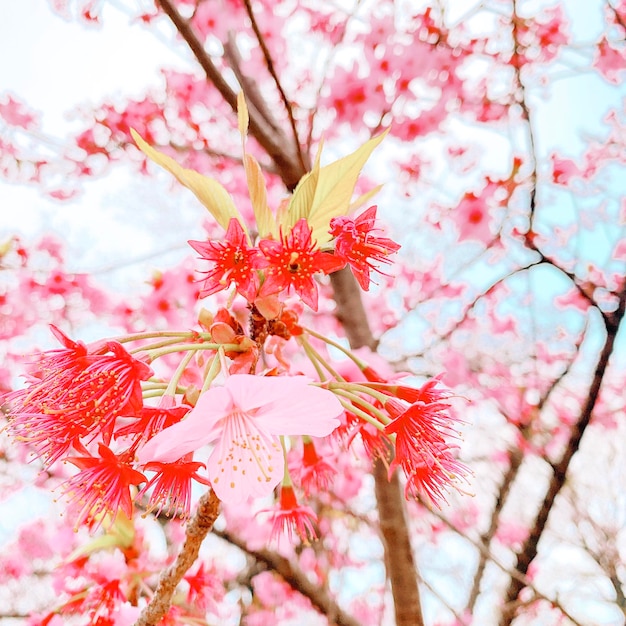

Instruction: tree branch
[419,498,584,626]
[241,0,308,174]
[498,286,626,625]
[154,4,424,622]
[155,0,306,190]
[215,529,361,626]
[466,447,523,612]
[134,489,220,626]
[331,269,424,626]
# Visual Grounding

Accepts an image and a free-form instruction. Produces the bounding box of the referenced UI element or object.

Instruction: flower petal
[137,386,232,464]
[224,375,343,437]
[207,410,284,504]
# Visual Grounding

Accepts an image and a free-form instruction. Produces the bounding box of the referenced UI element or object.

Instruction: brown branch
[330,268,424,626]
[134,489,220,626]
[374,462,425,626]
[466,447,523,612]
[241,0,308,174]
[154,4,424,622]
[467,318,588,612]
[498,286,626,625]
[223,32,284,137]
[155,0,306,191]
[215,529,361,626]
[419,498,584,626]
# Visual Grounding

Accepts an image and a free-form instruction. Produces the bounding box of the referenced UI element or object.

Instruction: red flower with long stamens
[330,205,400,290]
[383,383,467,506]
[259,218,345,310]
[6,327,153,466]
[139,458,211,518]
[63,443,146,530]
[188,217,265,302]
[114,402,190,446]
[266,484,318,543]
[297,439,336,496]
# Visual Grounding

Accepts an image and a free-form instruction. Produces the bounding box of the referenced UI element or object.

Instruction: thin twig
[419,499,584,626]
[134,489,221,626]
[498,289,626,625]
[154,0,306,190]
[241,0,308,173]
[214,529,362,626]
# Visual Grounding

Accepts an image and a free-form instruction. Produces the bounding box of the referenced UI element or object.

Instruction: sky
[0,1,203,291]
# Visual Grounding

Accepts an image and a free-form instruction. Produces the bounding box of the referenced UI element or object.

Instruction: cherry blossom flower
[593,36,626,84]
[114,399,190,446]
[137,375,343,504]
[63,443,146,530]
[6,326,153,465]
[297,439,336,496]
[383,382,467,506]
[184,563,225,613]
[188,217,265,302]
[266,484,318,543]
[139,458,211,518]
[453,191,493,243]
[330,206,400,290]
[259,219,345,310]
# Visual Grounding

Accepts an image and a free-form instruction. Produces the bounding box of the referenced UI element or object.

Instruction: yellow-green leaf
[131,129,246,232]
[237,91,249,142]
[348,184,384,215]
[284,138,324,230]
[244,153,274,238]
[308,129,389,244]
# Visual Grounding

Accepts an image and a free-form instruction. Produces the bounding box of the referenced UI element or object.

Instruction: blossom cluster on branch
[3,95,467,624]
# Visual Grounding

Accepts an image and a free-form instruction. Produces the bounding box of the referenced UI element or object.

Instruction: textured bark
[134,489,220,626]
[332,271,424,626]
[374,461,425,626]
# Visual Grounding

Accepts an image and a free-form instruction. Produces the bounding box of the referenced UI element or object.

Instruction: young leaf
[131,129,246,233]
[237,90,249,142]
[308,129,389,244]
[285,138,324,230]
[244,153,274,238]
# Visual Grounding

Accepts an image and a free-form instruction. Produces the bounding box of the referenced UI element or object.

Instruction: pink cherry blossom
[138,375,343,504]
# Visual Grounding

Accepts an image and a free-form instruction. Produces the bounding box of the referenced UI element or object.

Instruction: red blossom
[114,402,190,446]
[139,458,211,518]
[265,485,319,543]
[330,206,400,290]
[6,327,153,466]
[383,382,467,506]
[259,219,345,310]
[63,443,146,530]
[298,439,336,496]
[184,563,224,612]
[188,218,264,302]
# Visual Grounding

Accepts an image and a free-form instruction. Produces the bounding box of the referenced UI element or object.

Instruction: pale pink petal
[137,387,232,464]
[224,375,343,437]
[207,410,284,504]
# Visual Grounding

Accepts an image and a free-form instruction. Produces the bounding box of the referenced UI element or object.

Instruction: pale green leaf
[348,184,384,215]
[131,128,246,232]
[284,138,324,230]
[237,91,249,142]
[309,129,389,244]
[244,153,274,238]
